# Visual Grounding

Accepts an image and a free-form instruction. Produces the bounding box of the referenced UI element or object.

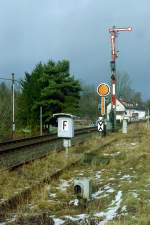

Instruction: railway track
[0,126,97,154]
[0,120,141,155]
[0,122,146,223]
[0,126,97,172]
[0,136,117,221]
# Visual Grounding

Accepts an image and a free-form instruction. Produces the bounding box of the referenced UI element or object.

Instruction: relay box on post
[58,116,74,138]
[53,113,75,138]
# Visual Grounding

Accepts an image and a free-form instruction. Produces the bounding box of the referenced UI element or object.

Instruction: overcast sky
[0,0,150,99]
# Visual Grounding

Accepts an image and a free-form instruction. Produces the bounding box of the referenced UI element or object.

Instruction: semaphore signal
[109,26,132,131]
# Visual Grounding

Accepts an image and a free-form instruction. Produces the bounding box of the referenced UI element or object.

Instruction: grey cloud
[0,0,149,99]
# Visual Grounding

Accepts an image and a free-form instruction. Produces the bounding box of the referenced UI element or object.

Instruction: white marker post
[62,120,70,154]
[97,117,104,132]
[122,116,128,134]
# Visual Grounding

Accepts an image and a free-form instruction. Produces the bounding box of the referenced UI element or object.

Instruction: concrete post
[12,73,15,138]
[122,118,128,134]
[63,139,71,156]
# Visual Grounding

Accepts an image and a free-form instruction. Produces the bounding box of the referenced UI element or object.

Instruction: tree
[145,99,150,113]
[116,72,133,101]
[0,82,12,139]
[79,84,98,121]
[18,60,81,127]
[116,72,144,106]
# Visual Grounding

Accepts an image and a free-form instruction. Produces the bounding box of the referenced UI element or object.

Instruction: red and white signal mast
[109,26,132,131]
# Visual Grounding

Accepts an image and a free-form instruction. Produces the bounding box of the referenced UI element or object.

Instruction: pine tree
[18,60,81,127]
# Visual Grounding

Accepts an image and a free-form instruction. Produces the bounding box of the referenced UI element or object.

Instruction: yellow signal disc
[97,83,110,96]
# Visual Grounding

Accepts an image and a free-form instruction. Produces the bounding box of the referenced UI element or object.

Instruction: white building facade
[107,99,146,122]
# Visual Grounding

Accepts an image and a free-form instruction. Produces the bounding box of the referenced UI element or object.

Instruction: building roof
[119,98,145,111]
[53,113,79,119]
[107,98,145,111]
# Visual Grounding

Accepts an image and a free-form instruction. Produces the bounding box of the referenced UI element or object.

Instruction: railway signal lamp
[97,83,110,117]
[110,61,116,73]
[97,83,110,136]
[109,26,132,131]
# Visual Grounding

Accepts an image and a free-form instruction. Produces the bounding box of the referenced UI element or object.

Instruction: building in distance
[107,98,146,122]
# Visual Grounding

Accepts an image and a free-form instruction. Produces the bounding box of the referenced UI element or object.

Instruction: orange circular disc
[97,83,110,96]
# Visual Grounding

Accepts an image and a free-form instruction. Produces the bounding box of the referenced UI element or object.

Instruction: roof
[107,98,145,111]
[119,98,145,111]
[53,113,78,119]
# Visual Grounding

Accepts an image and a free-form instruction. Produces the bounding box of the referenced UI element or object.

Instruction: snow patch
[79,173,84,176]
[122,205,127,211]
[131,143,136,146]
[69,199,79,206]
[92,189,104,199]
[49,193,57,198]
[53,218,65,225]
[95,171,101,179]
[131,192,138,198]
[95,190,122,224]
[52,191,122,224]
[103,152,120,157]
[121,205,127,213]
[109,177,115,181]
[56,179,71,192]
[65,214,87,221]
[120,174,133,182]
[92,185,115,199]
[106,188,114,193]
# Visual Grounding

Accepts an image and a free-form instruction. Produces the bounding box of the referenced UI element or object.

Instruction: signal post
[109,26,132,131]
[97,83,110,136]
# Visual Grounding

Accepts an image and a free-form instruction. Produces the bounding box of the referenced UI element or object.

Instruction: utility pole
[12,73,15,138]
[40,106,43,136]
[109,26,132,131]
[0,74,19,139]
[148,109,150,128]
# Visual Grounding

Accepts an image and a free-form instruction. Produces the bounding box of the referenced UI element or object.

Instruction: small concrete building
[107,99,146,122]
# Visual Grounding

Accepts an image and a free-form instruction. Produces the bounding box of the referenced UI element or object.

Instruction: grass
[0,133,95,201]
[1,123,150,224]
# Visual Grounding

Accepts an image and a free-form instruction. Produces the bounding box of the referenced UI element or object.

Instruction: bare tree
[116,72,143,106]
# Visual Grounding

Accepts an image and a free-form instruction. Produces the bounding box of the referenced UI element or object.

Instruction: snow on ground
[53,214,89,225]
[95,171,101,180]
[53,191,122,224]
[132,192,138,198]
[65,214,88,221]
[79,173,84,176]
[92,184,115,200]
[109,177,115,181]
[131,143,137,146]
[49,192,57,198]
[104,152,120,157]
[121,205,127,214]
[53,218,65,225]
[92,189,105,199]
[95,190,122,224]
[103,185,114,193]
[56,179,72,191]
[69,198,79,206]
[120,174,133,182]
